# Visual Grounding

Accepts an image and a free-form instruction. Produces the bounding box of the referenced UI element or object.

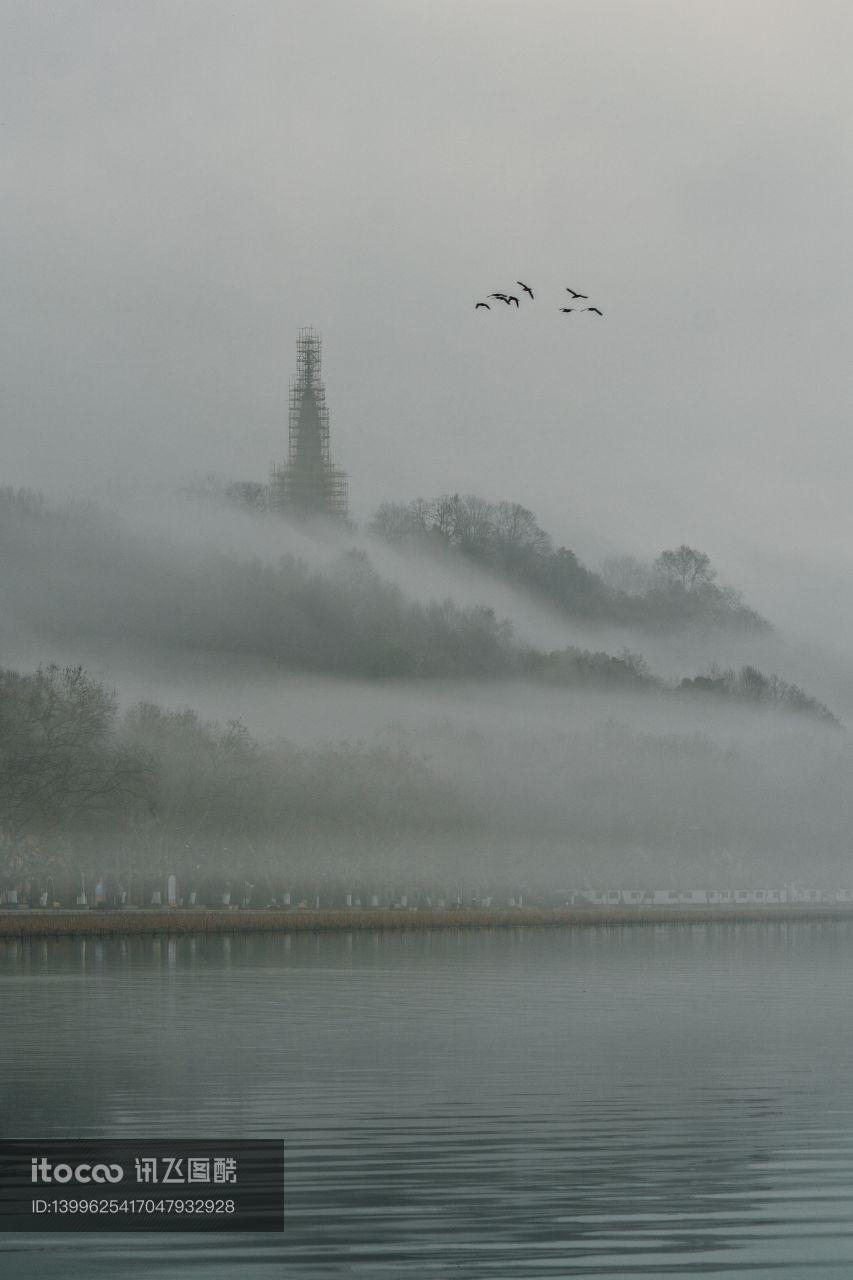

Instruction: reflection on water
[3,921,853,1277]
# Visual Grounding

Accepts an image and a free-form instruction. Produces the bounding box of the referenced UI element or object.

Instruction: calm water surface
[3,921,853,1278]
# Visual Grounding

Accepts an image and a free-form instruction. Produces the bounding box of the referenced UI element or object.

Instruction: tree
[368,501,428,544]
[449,494,495,558]
[492,501,552,573]
[541,548,608,613]
[654,545,716,591]
[0,665,148,873]
[425,493,460,542]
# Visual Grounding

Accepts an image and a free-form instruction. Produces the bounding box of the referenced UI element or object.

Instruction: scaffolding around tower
[269,328,348,520]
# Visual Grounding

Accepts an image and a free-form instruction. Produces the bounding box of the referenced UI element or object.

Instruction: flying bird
[517,281,534,299]
[506,295,520,307]
[559,307,575,313]
[475,302,490,310]
[583,307,603,315]
[489,293,508,301]
[566,289,588,299]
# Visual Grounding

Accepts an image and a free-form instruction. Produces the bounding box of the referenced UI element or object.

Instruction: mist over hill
[367,493,769,633]
[0,483,850,902]
[0,485,833,716]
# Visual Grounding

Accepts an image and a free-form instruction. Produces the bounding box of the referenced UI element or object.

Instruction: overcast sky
[2,0,852,620]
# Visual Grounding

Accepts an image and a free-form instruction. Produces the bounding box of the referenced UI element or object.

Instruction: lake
[3,920,853,1277]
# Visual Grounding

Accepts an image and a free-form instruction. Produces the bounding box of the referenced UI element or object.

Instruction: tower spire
[270,328,348,520]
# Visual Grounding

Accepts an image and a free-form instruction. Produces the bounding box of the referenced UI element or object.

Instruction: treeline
[680,665,837,720]
[524,650,838,722]
[1,665,848,900]
[0,664,466,893]
[369,493,769,631]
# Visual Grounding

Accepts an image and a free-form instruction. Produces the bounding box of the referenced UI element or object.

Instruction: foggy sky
[2,0,853,643]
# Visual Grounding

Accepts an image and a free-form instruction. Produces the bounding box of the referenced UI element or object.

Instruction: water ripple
[4,923,853,1276]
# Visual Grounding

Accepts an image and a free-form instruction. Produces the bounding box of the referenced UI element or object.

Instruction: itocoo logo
[31,1157,124,1184]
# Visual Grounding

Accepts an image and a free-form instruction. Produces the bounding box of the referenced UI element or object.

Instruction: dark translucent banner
[0,1141,284,1231]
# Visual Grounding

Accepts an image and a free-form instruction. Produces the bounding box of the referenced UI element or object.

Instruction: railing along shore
[2,903,853,938]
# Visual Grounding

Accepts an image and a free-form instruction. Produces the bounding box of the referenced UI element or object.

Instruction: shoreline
[2,904,853,938]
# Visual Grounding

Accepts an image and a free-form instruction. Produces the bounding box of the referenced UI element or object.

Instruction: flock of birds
[474,281,603,316]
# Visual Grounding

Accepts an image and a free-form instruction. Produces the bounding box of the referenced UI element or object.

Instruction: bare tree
[492,501,552,571]
[425,493,460,541]
[369,501,424,544]
[654,546,716,591]
[452,494,496,557]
